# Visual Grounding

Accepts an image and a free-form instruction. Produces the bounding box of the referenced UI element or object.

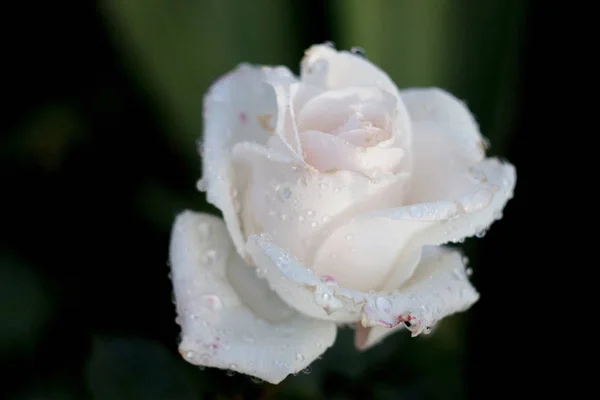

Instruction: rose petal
[358,246,478,348]
[232,142,408,261]
[300,45,413,172]
[201,64,297,255]
[314,158,515,291]
[170,211,336,384]
[247,233,366,323]
[297,86,396,135]
[401,88,487,204]
[300,130,405,177]
[301,44,399,98]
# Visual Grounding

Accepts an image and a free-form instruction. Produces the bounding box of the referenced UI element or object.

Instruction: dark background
[1,0,551,398]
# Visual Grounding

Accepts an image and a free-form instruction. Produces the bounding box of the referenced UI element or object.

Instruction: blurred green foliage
[2,1,526,399]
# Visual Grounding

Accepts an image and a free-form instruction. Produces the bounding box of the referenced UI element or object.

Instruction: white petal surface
[301,44,399,98]
[201,64,296,255]
[401,88,487,204]
[300,44,413,172]
[300,130,405,177]
[247,234,367,323]
[359,246,478,343]
[170,211,336,384]
[232,142,408,262]
[314,158,515,293]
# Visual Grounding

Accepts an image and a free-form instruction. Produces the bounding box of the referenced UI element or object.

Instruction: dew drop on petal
[296,353,305,361]
[307,209,315,217]
[350,46,367,58]
[466,268,473,277]
[197,223,213,238]
[375,296,392,313]
[202,249,217,266]
[310,221,318,228]
[196,178,207,192]
[201,294,223,310]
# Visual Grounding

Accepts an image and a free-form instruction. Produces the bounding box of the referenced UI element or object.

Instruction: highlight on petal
[402,87,489,204]
[356,246,478,349]
[170,211,336,384]
[201,64,297,256]
[401,87,485,163]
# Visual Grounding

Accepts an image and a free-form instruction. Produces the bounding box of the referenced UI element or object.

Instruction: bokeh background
[2,0,537,399]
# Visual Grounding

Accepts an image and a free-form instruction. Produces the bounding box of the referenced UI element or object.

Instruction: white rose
[170,44,516,384]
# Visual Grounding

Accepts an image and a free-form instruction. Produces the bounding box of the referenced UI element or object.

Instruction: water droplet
[310,221,318,228]
[311,59,328,74]
[184,350,195,360]
[255,268,266,278]
[319,182,328,190]
[375,296,392,312]
[281,214,289,221]
[196,178,207,192]
[226,370,235,377]
[466,268,473,276]
[296,353,305,361]
[197,223,213,237]
[350,46,367,58]
[302,366,312,374]
[201,294,223,310]
[334,187,341,193]
[277,185,292,201]
[316,341,323,348]
[202,249,217,266]
[322,293,330,301]
[298,215,305,222]
[322,215,330,223]
[410,205,424,218]
[324,41,335,48]
[475,229,487,238]
[307,209,315,217]
[452,267,463,279]
[345,233,354,241]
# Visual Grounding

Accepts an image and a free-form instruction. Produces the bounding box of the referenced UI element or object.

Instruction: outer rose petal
[401,88,487,204]
[314,158,515,291]
[357,246,478,347]
[201,64,296,256]
[301,44,399,98]
[170,211,336,384]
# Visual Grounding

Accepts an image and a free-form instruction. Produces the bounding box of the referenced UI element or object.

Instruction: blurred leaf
[102,0,299,166]
[86,336,199,400]
[0,255,53,353]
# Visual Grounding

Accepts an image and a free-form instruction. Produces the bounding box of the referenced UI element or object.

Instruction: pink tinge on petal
[297,86,396,135]
[300,130,405,177]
